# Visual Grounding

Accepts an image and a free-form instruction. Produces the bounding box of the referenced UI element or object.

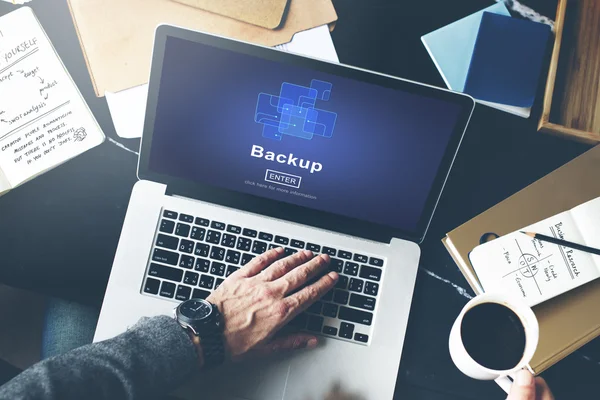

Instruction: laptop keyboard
[141,209,386,345]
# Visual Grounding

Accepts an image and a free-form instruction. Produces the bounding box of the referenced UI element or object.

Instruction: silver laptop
[94,25,474,400]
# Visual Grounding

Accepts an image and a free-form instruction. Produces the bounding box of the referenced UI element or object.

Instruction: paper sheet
[105,25,339,139]
[0,7,104,189]
[470,198,600,307]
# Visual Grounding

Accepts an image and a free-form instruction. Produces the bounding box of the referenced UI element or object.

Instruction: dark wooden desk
[0,0,597,398]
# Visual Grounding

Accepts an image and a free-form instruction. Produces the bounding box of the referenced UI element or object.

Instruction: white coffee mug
[449,292,539,393]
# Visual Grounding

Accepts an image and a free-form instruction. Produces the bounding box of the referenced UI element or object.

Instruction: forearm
[0,316,200,400]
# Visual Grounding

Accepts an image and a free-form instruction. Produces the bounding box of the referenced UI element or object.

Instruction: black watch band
[199,324,225,368]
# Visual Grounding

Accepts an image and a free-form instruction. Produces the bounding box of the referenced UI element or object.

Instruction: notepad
[421,4,533,118]
[0,7,104,195]
[470,197,600,307]
[464,12,551,108]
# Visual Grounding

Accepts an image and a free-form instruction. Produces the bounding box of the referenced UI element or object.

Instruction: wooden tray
[539,0,600,144]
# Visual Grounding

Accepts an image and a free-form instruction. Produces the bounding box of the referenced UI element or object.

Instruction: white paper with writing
[470,197,600,307]
[0,7,104,192]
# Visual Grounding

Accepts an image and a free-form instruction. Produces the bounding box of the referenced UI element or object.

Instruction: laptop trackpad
[174,355,291,400]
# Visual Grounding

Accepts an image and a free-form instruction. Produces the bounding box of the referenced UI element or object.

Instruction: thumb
[253,333,319,357]
[507,370,536,400]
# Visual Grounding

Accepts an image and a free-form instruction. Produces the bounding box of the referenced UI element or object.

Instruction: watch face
[179,299,212,321]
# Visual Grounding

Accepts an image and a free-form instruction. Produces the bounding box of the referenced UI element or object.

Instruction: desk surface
[0,0,598,398]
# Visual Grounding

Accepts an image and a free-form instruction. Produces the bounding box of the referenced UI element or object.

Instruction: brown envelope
[67,0,338,97]
[171,0,290,29]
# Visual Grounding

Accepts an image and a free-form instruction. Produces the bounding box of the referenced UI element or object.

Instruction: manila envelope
[67,0,338,97]
[171,0,291,29]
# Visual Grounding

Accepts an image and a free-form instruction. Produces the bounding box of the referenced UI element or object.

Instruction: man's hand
[506,370,555,400]
[207,247,338,361]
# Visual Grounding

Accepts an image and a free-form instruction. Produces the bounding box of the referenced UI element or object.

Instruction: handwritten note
[0,7,103,193]
[470,197,600,306]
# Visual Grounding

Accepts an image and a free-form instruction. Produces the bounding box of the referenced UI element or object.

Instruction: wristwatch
[174,298,225,368]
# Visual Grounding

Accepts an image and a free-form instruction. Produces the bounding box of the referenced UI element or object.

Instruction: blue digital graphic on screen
[254,79,337,141]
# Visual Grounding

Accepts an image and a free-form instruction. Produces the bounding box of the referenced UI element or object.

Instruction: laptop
[94,25,474,400]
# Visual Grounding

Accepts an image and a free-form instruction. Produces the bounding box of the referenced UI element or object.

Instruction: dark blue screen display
[149,36,462,232]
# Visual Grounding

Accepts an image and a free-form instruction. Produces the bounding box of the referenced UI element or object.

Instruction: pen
[520,231,600,256]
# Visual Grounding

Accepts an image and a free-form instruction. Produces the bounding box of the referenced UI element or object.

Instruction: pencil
[520,231,600,256]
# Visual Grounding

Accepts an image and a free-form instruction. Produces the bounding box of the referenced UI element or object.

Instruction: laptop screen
[144,33,470,239]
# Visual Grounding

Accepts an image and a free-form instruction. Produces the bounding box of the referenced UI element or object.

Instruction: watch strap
[199,324,225,368]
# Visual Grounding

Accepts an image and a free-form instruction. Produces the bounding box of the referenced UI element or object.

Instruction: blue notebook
[421,3,510,92]
[463,12,551,107]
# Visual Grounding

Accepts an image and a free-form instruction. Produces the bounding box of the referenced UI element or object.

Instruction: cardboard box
[538,0,600,144]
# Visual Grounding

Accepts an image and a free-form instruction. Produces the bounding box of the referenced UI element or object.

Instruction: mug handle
[495,374,514,394]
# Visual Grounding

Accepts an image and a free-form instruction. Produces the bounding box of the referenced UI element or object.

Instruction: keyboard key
[338,306,373,326]
[274,236,289,245]
[179,213,194,223]
[323,326,338,336]
[211,221,226,230]
[335,275,348,290]
[258,232,273,241]
[215,278,224,289]
[354,333,369,343]
[227,225,242,234]
[322,247,336,256]
[339,322,354,339]
[307,315,324,332]
[210,246,225,261]
[206,230,221,244]
[348,278,364,293]
[290,239,305,249]
[349,293,376,311]
[289,313,308,330]
[156,234,178,250]
[369,257,384,267]
[359,265,382,282]
[175,285,191,301]
[241,253,255,266]
[195,217,209,227]
[284,248,297,256]
[221,234,237,248]
[179,239,194,254]
[344,262,359,276]
[322,289,334,302]
[194,258,210,273]
[322,303,338,318]
[364,281,379,296]
[243,228,257,238]
[143,277,160,294]
[330,258,344,273]
[338,250,352,259]
[179,255,194,269]
[159,281,176,298]
[354,254,368,263]
[159,219,175,234]
[268,244,279,250]
[149,263,183,282]
[307,301,323,314]
[190,227,206,241]
[183,271,199,286]
[225,250,241,265]
[199,274,215,289]
[307,243,321,252]
[175,223,190,237]
[163,210,177,219]
[194,243,210,258]
[226,265,239,277]
[193,288,211,299]
[152,249,179,265]
[252,240,267,254]
[210,262,226,276]
[236,237,252,252]
[333,290,349,305]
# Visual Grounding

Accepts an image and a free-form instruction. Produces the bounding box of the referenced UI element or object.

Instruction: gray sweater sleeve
[0,316,201,400]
